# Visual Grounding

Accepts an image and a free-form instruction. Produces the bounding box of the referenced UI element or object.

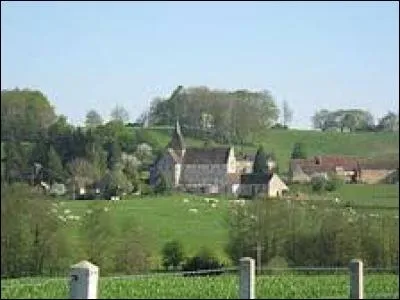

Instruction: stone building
[150,120,289,197]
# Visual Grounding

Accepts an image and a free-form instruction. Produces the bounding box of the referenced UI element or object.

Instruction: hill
[140,128,399,173]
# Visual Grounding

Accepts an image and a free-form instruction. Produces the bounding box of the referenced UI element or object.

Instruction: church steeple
[167,119,185,151]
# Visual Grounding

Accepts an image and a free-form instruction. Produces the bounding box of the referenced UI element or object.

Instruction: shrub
[325,174,344,192]
[162,240,185,271]
[311,176,327,192]
[182,247,224,276]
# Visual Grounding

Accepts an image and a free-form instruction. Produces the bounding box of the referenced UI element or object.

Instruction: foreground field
[1,274,398,299]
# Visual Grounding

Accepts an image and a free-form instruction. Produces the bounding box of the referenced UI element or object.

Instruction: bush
[311,176,327,192]
[325,175,344,192]
[182,247,224,276]
[162,240,185,271]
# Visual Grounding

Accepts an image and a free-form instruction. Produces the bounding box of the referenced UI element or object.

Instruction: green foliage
[1,88,56,141]
[162,240,185,271]
[312,109,375,132]
[107,140,122,170]
[1,183,76,277]
[101,166,133,199]
[182,247,224,274]
[311,176,327,192]
[253,145,268,173]
[47,146,64,183]
[110,105,129,123]
[290,142,307,159]
[325,174,344,192]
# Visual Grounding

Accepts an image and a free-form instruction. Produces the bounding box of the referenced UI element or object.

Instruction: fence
[1,258,398,299]
[67,258,395,299]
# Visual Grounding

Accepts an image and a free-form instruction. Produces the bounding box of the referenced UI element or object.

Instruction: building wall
[236,160,253,174]
[227,148,237,174]
[267,174,289,197]
[154,154,175,185]
[360,169,397,184]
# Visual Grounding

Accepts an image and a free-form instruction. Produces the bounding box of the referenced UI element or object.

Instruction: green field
[1,273,398,299]
[60,184,399,265]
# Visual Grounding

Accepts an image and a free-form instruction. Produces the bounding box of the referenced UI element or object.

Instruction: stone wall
[181,164,228,186]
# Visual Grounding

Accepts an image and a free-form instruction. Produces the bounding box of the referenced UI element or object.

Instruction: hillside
[140,128,399,173]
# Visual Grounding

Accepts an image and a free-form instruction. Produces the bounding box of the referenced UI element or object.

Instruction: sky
[1,1,399,129]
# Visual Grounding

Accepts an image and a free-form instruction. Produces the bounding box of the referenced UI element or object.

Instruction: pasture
[60,184,399,265]
[1,273,398,299]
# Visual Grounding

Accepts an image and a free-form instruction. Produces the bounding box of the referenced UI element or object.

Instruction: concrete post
[70,260,99,299]
[349,259,364,299]
[240,257,255,299]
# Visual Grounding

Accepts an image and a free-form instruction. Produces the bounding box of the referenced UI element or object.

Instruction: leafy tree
[1,88,56,141]
[253,145,268,173]
[67,158,99,191]
[162,240,185,271]
[47,115,75,165]
[290,142,307,159]
[85,110,103,128]
[3,140,25,184]
[154,172,172,194]
[47,146,64,183]
[107,140,122,170]
[282,100,293,128]
[110,105,129,123]
[182,247,224,275]
[100,166,133,199]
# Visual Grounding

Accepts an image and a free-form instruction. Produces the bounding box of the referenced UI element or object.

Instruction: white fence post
[70,260,99,299]
[349,259,364,299]
[239,257,255,299]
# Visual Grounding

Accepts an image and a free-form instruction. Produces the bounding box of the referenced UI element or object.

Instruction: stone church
[149,120,289,197]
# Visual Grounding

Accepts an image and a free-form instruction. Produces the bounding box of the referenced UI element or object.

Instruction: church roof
[167,120,185,150]
[183,147,231,164]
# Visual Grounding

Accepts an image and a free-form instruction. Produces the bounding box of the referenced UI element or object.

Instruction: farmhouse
[289,155,399,184]
[150,120,288,197]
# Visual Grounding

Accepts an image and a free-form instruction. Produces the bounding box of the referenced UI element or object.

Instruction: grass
[142,128,399,173]
[1,274,398,299]
[59,184,399,265]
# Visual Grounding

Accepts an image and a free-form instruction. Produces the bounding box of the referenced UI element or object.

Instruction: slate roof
[358,158,399,170]
[240,173,273,184]
[183,147,231,164]
[167,120,185,150]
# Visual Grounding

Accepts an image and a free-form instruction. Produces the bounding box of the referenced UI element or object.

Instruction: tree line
[312,109,399,132]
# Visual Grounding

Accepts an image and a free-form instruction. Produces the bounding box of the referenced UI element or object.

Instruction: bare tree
[111,105,130,123]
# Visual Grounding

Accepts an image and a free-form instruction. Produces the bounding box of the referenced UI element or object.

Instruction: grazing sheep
[188,208,198,213]
[183,198,189,203]
[64,209,71,214]
[211,203,217,208]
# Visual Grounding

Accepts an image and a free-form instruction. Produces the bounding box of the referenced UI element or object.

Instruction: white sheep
[211,203,217,208]
[183,198,189,203]
[188,208,198,213]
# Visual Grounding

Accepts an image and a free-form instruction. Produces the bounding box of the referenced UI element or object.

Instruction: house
[357,158,399,184]
[289,155,399,185]
[150,120,288,197]
[289,155,361,183]
[231,173,289,198]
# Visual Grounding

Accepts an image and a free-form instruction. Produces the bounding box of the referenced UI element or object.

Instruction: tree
[3,140,24,184]
[107,140,122,170]
[290,142,307,159]
[162,240,185,271]
[85,110,103,128]
[312,109,331,130]
[100,166,133,199]
[341,113,357,132]
[282,100,293,128]
[253,146,268,174]
[47,146,64,183]
[110,105,129,123]
[67,158,99,190]
[1,88,57,141]
[377,111,399,132]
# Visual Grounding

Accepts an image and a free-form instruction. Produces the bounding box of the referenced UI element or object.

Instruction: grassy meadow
[59,184,399,265]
